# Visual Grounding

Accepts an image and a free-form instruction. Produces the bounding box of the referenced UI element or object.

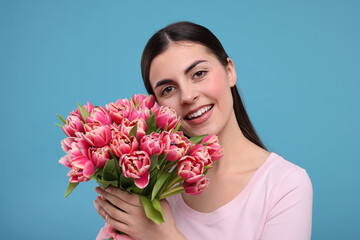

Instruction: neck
[211,111,253,173]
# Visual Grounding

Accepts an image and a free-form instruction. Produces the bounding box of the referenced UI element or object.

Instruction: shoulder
[263,153,312,188]
[262,152,313,209]
[259,153,313,239]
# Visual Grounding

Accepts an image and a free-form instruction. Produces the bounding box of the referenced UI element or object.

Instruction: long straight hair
[141,21,266,150]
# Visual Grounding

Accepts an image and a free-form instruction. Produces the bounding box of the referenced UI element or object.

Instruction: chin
[182,127,218,138]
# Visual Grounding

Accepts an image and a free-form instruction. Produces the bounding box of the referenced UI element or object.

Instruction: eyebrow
[153,60,207,90]
[184,60,207,74]
[154,79,173,89]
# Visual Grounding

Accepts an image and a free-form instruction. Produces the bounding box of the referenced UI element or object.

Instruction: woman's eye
[193,70,207,79]
[160,86,175,96]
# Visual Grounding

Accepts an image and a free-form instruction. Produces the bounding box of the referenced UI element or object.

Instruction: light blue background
[1,0,359,239]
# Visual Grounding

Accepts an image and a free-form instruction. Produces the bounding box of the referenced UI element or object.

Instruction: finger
[105,212,130,236]
[96,187,142,209]
[97,194,130,224]
[94,196,106,221]
[96,188,136,214]
[103,187,142,207]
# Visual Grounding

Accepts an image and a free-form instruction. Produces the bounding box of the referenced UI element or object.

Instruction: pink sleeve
[261,168,313,240]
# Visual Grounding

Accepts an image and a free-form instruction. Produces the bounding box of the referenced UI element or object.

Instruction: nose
[180,82,199,105]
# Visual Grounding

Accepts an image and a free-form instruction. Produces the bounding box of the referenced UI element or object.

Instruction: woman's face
[149,42,237,137]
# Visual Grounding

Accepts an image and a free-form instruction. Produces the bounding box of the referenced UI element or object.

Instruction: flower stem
[164,175,182,192]
[160,185,184,199]
[162,161,178,172]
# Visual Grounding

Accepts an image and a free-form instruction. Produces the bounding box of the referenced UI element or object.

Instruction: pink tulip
[189,144,212,167]
[120,118,146,141]
[120,151,151,189]
[164,131,191,161]
[106,100,132,124]
[67,160,95,183]
[71,102,94,119]
[91,146,110,168]
[200,134,223,161]
[177,155,205,183]
[64,141,95,183]
[158,131,171,150]
[117,98,133,108]
[68,140,91,162]
[63,115,84,137]
[61,137,76,152]
[86,106,112,125]
[109,124,121,137]
[83,123,112,147]
[131,94,155,109]
[59,155,72,168]
[110,132,138,157]
[140,132,165,156]
[183,177,210,196]
[153,106,180,131]
[128,106,150,122]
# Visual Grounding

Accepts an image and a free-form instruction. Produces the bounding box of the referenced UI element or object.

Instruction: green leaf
[151,198,164,220]
[98,180,119,190]
[77,103,90,122]
[128,123,138,138]
[90,168,119,189]
[102,158,119,181]
[108,149,122,176]
[108,148,117,159]
[156,153,168,170]
[174,121,181,132]
[145,112,157,135]
[156,127,162,133]
[57,114,67,125]
[130,97,136,109]
[55,123,63,128]
[90,168,102,179]
[126,185,143,195]
[64,182,79,198]
[139,196,165,225]
[143,168,159,196]
[120,174,134,190]
[189,134,208,145]
[149,154,159,172]
[151,172,171,200]
[163,167,181,191]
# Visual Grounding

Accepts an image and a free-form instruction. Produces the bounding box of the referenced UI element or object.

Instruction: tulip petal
[134,172,150,189]
[83,161,95,178]
[59,155,71,168]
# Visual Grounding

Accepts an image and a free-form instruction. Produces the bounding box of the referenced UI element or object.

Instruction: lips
[185,104,214,120]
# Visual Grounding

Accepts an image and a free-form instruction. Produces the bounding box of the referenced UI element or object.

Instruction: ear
[226,58,237,87]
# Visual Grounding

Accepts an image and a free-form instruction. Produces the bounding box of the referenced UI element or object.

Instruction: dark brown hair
[141,21,266,149]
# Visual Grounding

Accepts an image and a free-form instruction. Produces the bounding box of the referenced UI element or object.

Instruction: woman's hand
[94,186,186,240]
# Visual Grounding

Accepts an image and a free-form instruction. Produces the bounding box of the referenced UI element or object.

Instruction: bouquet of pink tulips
[57,94,222,234]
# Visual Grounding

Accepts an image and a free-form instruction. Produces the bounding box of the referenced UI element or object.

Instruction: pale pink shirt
[168,153,313,240]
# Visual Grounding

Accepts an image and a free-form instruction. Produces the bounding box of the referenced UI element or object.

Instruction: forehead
[149,42,215,82]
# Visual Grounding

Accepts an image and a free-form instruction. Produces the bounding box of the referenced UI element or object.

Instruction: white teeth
[187,105,212,120]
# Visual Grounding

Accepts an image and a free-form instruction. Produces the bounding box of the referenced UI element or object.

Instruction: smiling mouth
[185,105,214,120]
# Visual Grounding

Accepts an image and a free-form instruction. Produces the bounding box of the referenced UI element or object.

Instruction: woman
[94,21,313,240]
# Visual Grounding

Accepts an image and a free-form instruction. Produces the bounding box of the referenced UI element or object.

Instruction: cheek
[156,98,181,114]
[206,71,230,98]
